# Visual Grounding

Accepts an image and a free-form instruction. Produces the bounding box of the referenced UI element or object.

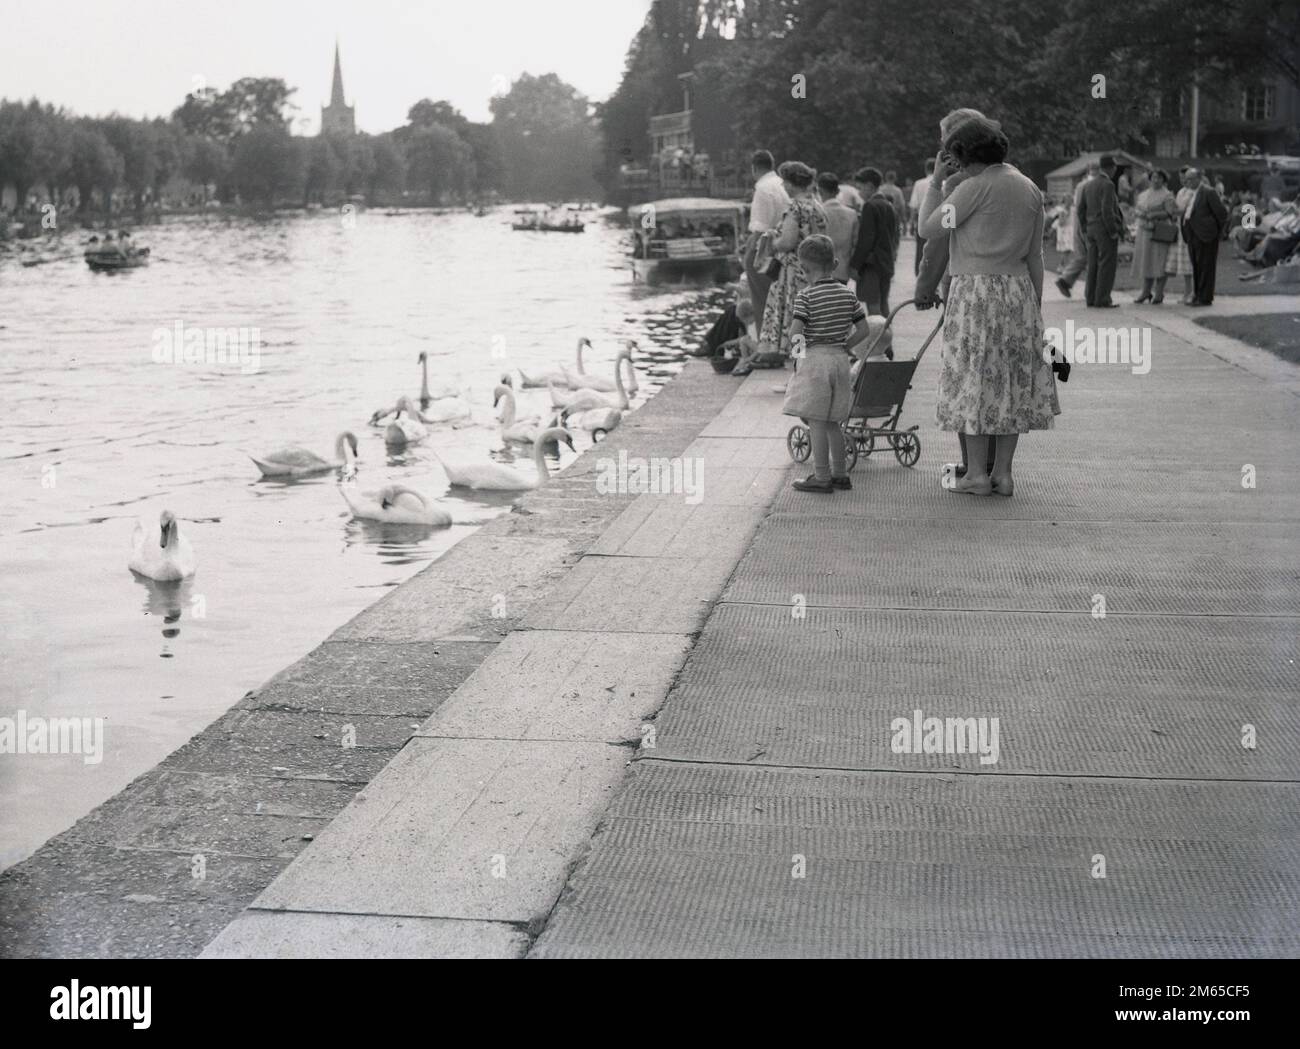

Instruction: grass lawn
[1194,313,1300,364]
[1043,244,1283,298]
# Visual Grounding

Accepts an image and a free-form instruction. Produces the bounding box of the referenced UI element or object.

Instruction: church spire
[330,41,346,107]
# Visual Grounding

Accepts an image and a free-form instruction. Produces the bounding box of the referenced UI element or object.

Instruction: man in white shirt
[743,149,789,317]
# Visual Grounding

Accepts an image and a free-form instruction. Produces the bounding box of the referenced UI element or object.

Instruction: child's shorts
[782,344,853,422]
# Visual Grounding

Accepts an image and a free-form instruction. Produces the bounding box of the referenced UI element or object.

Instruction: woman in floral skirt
[750,161,827,368]
[917,114,1059,497]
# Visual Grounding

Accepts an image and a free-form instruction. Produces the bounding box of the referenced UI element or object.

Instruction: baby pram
[786,299,945,471]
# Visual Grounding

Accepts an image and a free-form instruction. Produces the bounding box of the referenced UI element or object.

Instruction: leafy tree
[368,133,406,202]
[67,122,123,212]
[405,124,474,203]
[182,136,227,201]
[490,73,600,199]
[231,125,303,208]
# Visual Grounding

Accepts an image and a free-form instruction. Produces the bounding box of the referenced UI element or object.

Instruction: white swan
[418,350,462,404]
[251,431,358,478]
[562,338,640,394]
[377,397,427,447]
[517,337,590,389]
[129,510,196,581]
[550,347,634,412]
[494,384,543,443]
[436,426,574,491]
[340,483,451,526]
[564,405,623,439]
[417,394,472,424]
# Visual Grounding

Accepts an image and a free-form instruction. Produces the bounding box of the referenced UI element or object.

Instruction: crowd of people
[1052,158,1232,307]
[713,110,1058,496]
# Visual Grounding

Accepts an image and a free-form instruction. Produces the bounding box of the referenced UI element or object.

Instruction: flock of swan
[128,337,640,582]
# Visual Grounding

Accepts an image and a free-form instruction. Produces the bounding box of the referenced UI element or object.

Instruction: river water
[0,207,722,869]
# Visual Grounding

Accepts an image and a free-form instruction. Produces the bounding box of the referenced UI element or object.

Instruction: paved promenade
[198,261,1299,957]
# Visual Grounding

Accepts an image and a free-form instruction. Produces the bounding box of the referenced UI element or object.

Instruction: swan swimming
[436,426,575,491]
[129,510,196,581]
[562,338,639,394]
[418,350,462,404]
[377,398,428,447]
[340,483,451,526]
[251,431,358,478]
[550,346,634,412]
[517,337,589,389]
[563,404,623,439]
[494,384,543,443]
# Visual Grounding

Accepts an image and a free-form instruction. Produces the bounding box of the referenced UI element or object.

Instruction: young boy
[782,235,871,493]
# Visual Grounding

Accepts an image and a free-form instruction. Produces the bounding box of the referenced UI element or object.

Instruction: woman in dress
[917,115,1059,497]
[754,161,827,362]
[1131,169,1178,303]
[1168,167,1197,304]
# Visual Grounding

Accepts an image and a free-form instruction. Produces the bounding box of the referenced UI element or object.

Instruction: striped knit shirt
[792,278,866,346]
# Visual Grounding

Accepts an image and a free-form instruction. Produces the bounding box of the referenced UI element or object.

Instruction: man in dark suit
[1076,154,1123,308]
[849,167,900,315]
[1180,167,1229,306]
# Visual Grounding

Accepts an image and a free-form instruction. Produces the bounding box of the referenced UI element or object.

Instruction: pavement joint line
[244,905,532,929]
[415,735,638,746]
[716,599,1300,620]
[518,625,700,637]
[631,755,1300,787]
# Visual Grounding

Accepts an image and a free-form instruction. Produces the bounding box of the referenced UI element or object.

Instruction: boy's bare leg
[827,422,847,479]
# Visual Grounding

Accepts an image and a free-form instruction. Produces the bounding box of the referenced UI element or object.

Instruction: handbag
[764,256,783,279]
[1151,219,1178,244]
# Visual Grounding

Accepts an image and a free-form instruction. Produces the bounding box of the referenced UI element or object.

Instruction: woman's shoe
[991,476,1015,497]
[1133,293,1151,304]
[1150,295,1164,304]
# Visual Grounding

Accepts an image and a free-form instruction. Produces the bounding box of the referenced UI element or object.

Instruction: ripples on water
[0,207,727,867]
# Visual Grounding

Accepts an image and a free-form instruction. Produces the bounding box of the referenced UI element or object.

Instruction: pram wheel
[858,430,875,457]
[786,425,811,463]
[892,432,921,467]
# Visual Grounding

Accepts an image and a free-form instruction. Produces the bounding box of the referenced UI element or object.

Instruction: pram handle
[870,298,946,366]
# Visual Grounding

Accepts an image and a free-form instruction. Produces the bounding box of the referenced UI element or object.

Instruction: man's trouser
[1084,227,1117,305]
[856,266,891,315]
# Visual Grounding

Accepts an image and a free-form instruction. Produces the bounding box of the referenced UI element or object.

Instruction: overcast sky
[0,0,650,132]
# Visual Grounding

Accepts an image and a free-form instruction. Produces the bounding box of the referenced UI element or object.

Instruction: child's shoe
[793,475,834,493]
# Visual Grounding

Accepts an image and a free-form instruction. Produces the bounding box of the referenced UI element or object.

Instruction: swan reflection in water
[342,517,449,567]
[131,574,197,658]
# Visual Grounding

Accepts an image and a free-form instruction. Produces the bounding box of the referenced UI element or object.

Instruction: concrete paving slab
[700,382,796,438]
[254,737,629,923]
[415,630,690,743]
[724,517,1299,615]
[530,762,1300,958]
[332,535,580,643]
[647,603,1299,780]
[201,910,527,959]
[589,501,767,559]
[523,553,739,633]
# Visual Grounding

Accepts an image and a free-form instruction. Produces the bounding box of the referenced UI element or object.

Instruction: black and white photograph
[0,0,1296,1024]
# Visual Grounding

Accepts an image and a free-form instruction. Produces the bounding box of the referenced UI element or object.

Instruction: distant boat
[512,207,584,233]
[85,242,150,272]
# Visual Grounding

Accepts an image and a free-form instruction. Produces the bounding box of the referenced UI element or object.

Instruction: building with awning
[1044,151,1153,201]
